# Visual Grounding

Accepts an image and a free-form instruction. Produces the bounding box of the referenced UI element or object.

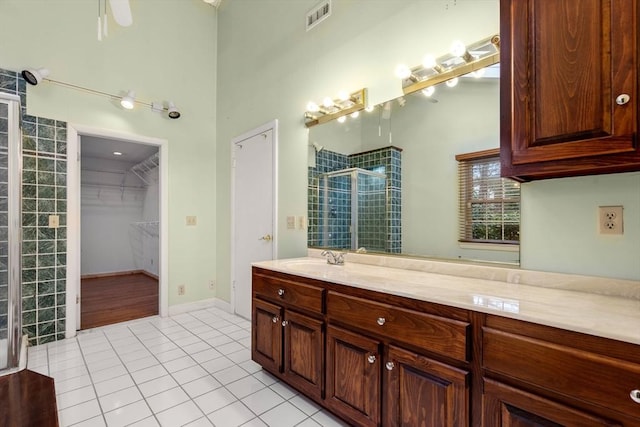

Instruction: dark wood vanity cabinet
[500,0,640,181]
[251,267,640,426]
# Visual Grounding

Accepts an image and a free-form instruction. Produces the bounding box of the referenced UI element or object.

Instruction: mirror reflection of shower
[318,168,387,252]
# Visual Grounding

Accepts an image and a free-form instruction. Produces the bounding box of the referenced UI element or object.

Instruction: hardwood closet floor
[81,272,158,329]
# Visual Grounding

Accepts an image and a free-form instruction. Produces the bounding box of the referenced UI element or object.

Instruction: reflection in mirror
[308,69,519,265]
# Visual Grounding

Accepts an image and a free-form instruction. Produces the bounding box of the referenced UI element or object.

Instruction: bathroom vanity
[251,256,640,426]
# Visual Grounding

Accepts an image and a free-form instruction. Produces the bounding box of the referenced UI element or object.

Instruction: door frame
[230,119,278,316]
[66,124,169,337]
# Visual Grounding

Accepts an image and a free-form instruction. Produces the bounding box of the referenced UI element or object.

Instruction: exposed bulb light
[338,90,349,101]
[322,97,334,108]
[306,101,319,112]
[337,116,347,123]
[445,77,459,88]
[350,111,360,119]
[113,151,123,156]
[120,90,136,109]
[365,105,375,112]
[21,68,50,86]
[422,86,435,97]
[395,64,412,80]
[167,101,181,119]
[450,40,473,62]
[471,68,486,78]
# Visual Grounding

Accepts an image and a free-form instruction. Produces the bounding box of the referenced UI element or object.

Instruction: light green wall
[0,0,218,305]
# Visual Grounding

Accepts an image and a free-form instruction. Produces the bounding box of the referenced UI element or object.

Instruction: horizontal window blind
[456,150,520,244]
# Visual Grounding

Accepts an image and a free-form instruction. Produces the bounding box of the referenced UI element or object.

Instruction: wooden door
[500,0,639,180]
[283,310,324,401]
[482,379,620,426]
[384,345,470,427]
[251,298,282,374]
[326,325,381,427]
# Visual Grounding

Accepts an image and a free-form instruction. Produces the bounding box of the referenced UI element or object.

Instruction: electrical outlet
[209,280,216,291]
[178,284,186,295]
[186,216,197,226]
[286,216,295,229]
[598,206,624,235]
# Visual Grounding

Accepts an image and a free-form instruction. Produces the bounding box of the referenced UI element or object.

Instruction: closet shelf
[130,152,159,185]
[132,221,159,237]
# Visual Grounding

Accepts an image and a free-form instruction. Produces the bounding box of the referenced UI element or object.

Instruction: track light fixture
[21,68,50,86]
[167,102,181,119]
[120,90,136,109]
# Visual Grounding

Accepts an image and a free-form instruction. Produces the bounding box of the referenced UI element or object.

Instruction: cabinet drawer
[483,328,640,420]
[253,273,324,314]
[327,291,470,361]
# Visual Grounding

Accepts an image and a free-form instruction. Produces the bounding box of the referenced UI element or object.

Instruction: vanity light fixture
[21,68,50,86]
[304,88,367,128]
[398,34,500,96]
[120,90,136,109]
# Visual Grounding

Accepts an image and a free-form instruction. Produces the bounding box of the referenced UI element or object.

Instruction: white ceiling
[81,136,158,166]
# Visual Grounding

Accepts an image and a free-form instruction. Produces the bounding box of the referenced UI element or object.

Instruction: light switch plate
[286,216,295,229]
[186,216,197,226]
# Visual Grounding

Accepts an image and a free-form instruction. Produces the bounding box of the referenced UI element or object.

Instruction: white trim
[168,298,217,316]
[230,120,278,316]
[66,124,169,338]
[458,242,520,252]
[213,298,234,314]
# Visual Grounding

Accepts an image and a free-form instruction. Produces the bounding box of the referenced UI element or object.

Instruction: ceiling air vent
[306,0,331,31]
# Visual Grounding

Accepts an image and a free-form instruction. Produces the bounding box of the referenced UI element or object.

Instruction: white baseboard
[168,298,234,316]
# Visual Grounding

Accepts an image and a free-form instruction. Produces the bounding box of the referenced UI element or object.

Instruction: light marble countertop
[253,254,640,346]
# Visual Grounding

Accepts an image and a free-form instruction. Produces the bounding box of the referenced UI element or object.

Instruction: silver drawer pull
[281,320,288,327]
[631,389,640,404]
[367,354,376,364]
[277,288,285,297]
[376,317,386,326]
[385,361,395,371]
[272,316,279,323]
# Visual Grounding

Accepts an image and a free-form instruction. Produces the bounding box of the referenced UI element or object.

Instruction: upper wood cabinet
[500,0,640,181]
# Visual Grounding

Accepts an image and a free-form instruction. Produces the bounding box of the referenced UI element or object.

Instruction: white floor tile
[50,365,89,382]
[226,375,267,399]
[252,370,278,386]
[194,387,237,414]
[240,387,284,415]
[217,341,244,355]
[128,416,161,427]
[289,395,321,416]
[138,375,179,398]
[207,401,255,427]
[311,410,351,427]
[238,360,262,374]
[85,356,122,373]
[227,329,251,341]
[182,375,222,399]
[89,364,128,384]
[269,381,298,400]
[124,355,159,372]
[173,335,202,348]
[201,356,235,374]
[207,335,233,347]
[131,364,169,384]
[48,356,86,373]
[191,348,223,364]
[84,349,118,364]
[155,400,204,427]
[183,416,214,427]
[146,386,190,413]
[259,402,307,427]
[241,418,268,427]
[162,355,197,373]
[104,400,153,427]
[171,365,208,385]
[154,347,185,363]
[98,386,143,413]
[294,419,322,427]
[213,365,250,385]
[238,337,252,348]
[181,340,211,355]
[72,415,107,427]
[94,374,136,397]
[57,385,96,410]
[119,349,153,363]
[55,374,92,395]
[227,348,251,364]
[57,399,102,426]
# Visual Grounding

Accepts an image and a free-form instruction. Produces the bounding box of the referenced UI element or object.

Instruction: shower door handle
[259,234,272,242]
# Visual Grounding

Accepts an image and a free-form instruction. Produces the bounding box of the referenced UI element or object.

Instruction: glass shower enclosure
[0,93,22,373]
[317,167,387,252]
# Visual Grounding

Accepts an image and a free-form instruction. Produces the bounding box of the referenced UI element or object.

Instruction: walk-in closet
[80,136,160,329]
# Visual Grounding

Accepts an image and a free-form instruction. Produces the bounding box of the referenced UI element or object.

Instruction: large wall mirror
[307,66,520,264]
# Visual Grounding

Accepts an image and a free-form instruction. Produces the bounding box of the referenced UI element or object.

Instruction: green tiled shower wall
[1,68,67,345]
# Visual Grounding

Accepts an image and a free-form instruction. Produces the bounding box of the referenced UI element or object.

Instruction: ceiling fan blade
[109,0,133,27]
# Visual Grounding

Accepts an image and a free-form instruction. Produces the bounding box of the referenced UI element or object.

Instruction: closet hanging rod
[81,182,146,190]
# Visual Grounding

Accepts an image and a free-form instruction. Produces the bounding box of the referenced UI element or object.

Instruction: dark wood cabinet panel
[384,345,470,427]
[283,310,324,400]
[483,379,619,426]
[326,325,381,427]
[251,298,282,373]
[500,0,639,181]
[253,271,324,313]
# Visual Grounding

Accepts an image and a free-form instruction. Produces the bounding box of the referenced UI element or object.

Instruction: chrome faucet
[321,250,345,265]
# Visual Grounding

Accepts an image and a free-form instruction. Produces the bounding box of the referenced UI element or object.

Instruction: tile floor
[27,307,349,427]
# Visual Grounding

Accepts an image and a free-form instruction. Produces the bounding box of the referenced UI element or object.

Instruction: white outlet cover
[598,205,623,235]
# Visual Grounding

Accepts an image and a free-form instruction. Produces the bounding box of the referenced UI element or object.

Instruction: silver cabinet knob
[385,361,395,371]
[271,316,279,323]
[367,355,376,364]
[616,94,631,105]
[281,320,288,327]
[376,317,386,326]
[277,288,285,297]
[631,389,640,404]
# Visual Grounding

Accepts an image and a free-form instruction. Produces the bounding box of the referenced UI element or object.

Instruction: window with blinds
[456,149,520,245]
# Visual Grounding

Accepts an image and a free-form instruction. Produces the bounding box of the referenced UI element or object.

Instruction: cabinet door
[283,310,324,401]
[251,298,282,374]
[483,379,620,427]
[326,325,381,427]
[384,345,469,427]
[501,0,639,180]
